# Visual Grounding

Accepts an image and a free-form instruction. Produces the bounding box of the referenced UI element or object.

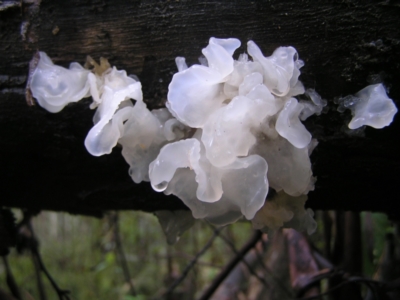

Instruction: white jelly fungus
[85,67,142,156]
[29,38,397,237]
[337,84,397,129]
[30,52,90,113]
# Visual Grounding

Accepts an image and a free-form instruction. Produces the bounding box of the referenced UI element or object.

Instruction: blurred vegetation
[0,210,396,299]
[0,210,253,299]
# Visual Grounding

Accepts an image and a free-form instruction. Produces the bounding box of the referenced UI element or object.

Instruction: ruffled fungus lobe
[276,98,311,149]
[30,52,90,113]
[85,67,142,156]
[167,38,241,128]
[347,84,397,129]
[247,41,304,97]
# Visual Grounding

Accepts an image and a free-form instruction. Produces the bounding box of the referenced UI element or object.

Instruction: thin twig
[32,253,47,300]
[2,256,22,300]
[24,213,70,300]
[210,225,270,289]
[212,227,292,299]
[198,230,263,300]
[32,240,71,300]
[111,212,137,296]
[162,226,224,298]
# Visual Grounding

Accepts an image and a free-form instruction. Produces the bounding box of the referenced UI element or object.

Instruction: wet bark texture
[1,0,400,218]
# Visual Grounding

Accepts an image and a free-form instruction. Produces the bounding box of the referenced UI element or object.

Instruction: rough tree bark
[1,0,399,218]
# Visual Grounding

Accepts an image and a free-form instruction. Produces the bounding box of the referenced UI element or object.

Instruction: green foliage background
[0,210,393,299]
[0,211,253,299]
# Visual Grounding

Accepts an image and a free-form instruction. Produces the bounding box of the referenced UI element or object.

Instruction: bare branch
[162,226,224,298]
[210,225,270,289]
[110,212,137,296]
[198,230,263,300]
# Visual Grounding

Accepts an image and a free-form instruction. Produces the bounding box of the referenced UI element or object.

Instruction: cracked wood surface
[0,0,400,218]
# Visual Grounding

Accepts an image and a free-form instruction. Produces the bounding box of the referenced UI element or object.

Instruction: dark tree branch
[0,1,400,218]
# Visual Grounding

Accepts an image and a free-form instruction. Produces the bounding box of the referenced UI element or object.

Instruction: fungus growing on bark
[29,38,397,236]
